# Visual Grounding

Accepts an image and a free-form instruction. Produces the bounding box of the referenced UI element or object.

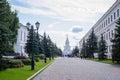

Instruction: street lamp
[35,21,40,44]
[35,21,40,33]
[27,21,40,70]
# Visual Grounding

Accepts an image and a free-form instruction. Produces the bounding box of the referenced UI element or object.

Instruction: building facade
[79,0,120,59]
[14,23,28,57]
[63,36,71,56]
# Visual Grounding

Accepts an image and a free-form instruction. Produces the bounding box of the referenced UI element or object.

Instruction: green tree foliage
[112,18,120,63]
[72,46,79,57]
[35,32,43,54]
[25,31,62,59]
[98,35,107,60]
[36,33,43,54]
[80,40,86,57]
[51,43,62,57]
[0,0,19,59]
[86,28,98,58]
[42,32,62,59]
[25,26,38,55]
[85,39,92,58]
[42,32,49,58]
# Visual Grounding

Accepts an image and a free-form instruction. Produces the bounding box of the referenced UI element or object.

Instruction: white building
[14,23,28,57]
[63,36,71,56]
[79,0,120,59]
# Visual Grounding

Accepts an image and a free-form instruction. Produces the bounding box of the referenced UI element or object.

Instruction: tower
[63,35,71,56]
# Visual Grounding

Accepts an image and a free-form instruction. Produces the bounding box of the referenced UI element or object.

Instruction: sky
[7,0,116,50]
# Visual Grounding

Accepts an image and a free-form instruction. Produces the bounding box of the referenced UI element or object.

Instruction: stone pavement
[31,57,120,80]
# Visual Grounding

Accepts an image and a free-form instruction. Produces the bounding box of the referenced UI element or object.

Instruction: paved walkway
[32,58,120,80]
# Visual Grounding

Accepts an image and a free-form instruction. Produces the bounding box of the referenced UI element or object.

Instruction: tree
[85,39,92,58]
[25,26,38,55]
[35,32,43,54]
[111,18,120,63]
[80,40,86,58]
[46,35,52,59]
[0,0,19,59]
[51,43,62,57]
[42,32,50,58]
[38,34,43,54]
[41,32,62,59]
[72,46,79,57]
[25,23,43,56]
[25,25,39,70]
[98,35,107,60]
[87,28,98,58]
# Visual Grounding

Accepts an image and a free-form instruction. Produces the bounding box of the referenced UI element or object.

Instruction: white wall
[14,23,28,57]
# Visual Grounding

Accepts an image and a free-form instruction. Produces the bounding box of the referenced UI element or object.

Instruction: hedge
[8,59,24,68]
[0,59,9,71]
[21,59,31,65]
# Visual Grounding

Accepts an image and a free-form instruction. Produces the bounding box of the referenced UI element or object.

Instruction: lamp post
[35,21,40,35]
[31,25,35,70]
[27,21,40,70]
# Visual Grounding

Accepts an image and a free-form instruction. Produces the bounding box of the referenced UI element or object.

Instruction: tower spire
[63,35,71,56]
[65,35,69,45]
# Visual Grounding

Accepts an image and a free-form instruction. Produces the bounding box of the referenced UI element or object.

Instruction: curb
[26,61,53,80]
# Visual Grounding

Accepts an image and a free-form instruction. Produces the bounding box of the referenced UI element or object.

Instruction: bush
[34,54,45,60]
[39,54,45,59]
[8,59,24,68]
[98,53,107,60]
[35,58,40,62]
[0,59,9,71]
[14,56,27,59]
[21,59,31,65]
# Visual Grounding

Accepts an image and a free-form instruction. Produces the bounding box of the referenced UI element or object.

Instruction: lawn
[0,59,53,80]
[89,58,113,64]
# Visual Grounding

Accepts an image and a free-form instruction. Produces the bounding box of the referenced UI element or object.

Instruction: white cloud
[73,36,81,40]
[11,5,56,17]
[11,0,116,22]
[70,25,83,33]
[47,22,60,28]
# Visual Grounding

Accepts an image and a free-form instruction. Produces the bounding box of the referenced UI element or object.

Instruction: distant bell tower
[63,35,71,56]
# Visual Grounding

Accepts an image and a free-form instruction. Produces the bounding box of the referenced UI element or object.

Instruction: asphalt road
[32,57,120,80]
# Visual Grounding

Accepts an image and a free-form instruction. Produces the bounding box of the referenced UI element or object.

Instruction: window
[117,9,119,17]
[111,30,114,38]
[108,18,110,24]
[106,33,108,40]
[21,46,22,54]
[111,15,113,22]
[102,24,103,28]
[110,45,112,52]
[104,22,105,27]
[109,32,110,39]
[114,12,116,19]
[109,45,111,52]
[104,34,105,40]
[24,32,26,41]
[21,31,22,41]
[106,20,107,26]
[106,46,108,53]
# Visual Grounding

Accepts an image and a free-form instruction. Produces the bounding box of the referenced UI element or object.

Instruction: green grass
[0,59,53,80]
[89,58,113,64]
